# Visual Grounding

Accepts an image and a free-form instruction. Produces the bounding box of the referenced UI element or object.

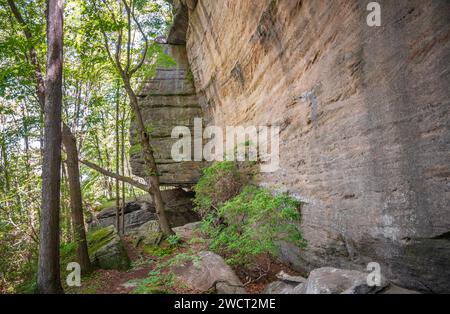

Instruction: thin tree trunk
[121,103,126,234]
[122,79,173,236]
[37,0,64,294]
[0,136,10,193]
[93,133,110,198]
[115,83,121,234]
[62,125,92,274]
[61,163,71,242]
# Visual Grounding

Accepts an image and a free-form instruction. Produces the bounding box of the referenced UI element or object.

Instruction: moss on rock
[88,225,130,271]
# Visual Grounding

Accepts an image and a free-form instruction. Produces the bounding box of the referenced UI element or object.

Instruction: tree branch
[7,0,45,110]
[80,159,151,193]
[122,0,148,76]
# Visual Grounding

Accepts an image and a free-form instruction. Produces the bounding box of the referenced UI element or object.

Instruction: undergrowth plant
[194,161,307,266]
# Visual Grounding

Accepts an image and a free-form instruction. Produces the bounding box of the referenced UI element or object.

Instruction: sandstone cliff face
[183,0,450,292]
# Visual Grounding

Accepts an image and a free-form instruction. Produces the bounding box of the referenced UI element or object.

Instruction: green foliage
[132,270,174,294]
[193,161,245,218]
[186,68,194,84]
[129,143,142,155]
[200,185,307,266]
[143,244,175,258]
[0,0,174,292]
[166,234,181,246]
[86,226,116,255]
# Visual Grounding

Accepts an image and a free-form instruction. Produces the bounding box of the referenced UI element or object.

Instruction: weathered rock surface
[171,251,246,294]
[275,270,307,285]
[88,226,130,271]
[264,270,307,294]
[181,0,450,293]
[264,281,299,294]
[130,42,205,186]
[88,188,200,233]
[304,267,387,294]
[172,221,202,241]
[265,267,392,294]
[381,284,421,294]
[128,220,162,247]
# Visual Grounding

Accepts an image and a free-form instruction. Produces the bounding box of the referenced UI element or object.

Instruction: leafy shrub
[142,244,175,258]
[133,270,174,294]
[193,161,245,218]
[200,186,306,266]
[166,234,181,246]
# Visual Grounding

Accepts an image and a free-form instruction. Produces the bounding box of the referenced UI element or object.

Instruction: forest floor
[66,236,301,294]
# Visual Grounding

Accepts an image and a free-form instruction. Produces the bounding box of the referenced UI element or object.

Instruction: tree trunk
[115,83,121,234]
[62,125,92,275]
[122,79,173,236]
[61,163,72,242]
[93,133,110,198]
[121,104,126,234]
[0,135,10,193]
[37,0,64,294]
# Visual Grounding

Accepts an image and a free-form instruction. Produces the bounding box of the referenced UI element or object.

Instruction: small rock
[173,221,202,241]
[122,280,139,289]
[264,281,298,294]
[275,270,307,284]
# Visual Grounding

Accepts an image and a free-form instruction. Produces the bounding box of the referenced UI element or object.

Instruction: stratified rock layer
[184,0,450,292]
[130,44,204,186]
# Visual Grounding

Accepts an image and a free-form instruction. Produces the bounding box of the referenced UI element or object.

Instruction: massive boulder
[88,226,130,271]
[128,220,162,247]
[171,251,246,294]
[88,188,200,233]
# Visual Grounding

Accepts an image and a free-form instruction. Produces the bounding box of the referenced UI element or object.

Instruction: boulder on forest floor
[171,251,246,294]
[305,267,388,294]
[88,225,130,271]
[87,188,200,233]
[264,271,307,294]
[128,220,162,247]
[264,267,391,294]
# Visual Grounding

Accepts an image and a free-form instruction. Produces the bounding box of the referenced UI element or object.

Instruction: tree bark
[122,79,173,236]
[62,125,92,275]
[115,83,121,234]
[0,132,10,193]
[121,104,126,234]
[37,0,64,294]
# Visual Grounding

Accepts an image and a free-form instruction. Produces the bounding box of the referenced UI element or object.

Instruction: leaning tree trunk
[115,83,121,234]
[37,0,64,294]
[62,125,92,275]
[122,79,173,236]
